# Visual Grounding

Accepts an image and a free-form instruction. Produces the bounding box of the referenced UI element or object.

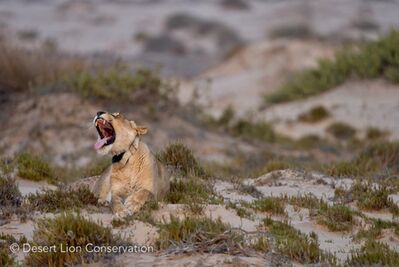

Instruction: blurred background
[1,0,399,179]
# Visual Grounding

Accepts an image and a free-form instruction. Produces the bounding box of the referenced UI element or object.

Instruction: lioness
[92,111,170,217]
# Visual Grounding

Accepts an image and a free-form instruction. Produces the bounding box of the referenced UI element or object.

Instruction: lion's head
[93,111,148,155]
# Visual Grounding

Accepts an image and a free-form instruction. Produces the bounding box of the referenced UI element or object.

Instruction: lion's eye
[112,113,120,117]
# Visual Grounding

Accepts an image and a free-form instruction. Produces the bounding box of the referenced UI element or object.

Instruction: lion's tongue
[94,137,111,150]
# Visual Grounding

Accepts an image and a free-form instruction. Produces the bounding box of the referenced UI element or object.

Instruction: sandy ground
[2,171,398,266]
[258,80,399,140]
[179,39,335,117]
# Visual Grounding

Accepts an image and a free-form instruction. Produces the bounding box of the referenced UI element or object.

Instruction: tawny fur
[92,112,170,216]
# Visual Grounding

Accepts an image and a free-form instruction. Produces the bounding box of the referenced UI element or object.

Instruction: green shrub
[249,197,286,215]
[327,122,356,140]
[165,178,220,205]
[346,240,399,266]
[269,24,315,39]
[263,218,335,264]
[326,161,366,177]
[68,66,174,105]
[157,143,207,178]
[265,30,399,104]
[0,176,22,207]
[317,204,354,232]
[366,127,387,140]
[298,106,330,123]
[258,160,291,174]
[230,120,275,142]
[17,152,55,182]
[25,212,124,266]
[27,187,97,212]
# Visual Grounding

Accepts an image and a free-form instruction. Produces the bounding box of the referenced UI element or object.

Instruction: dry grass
[26,212,124,266]
[0,41,85,91]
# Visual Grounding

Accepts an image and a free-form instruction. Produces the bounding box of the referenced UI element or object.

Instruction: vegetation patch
[25,212,124,266]
[0,176,24,220]
[230,119,275,142]
[264,31,399,104]
[157,143,207,178]
[68,66,176,106]
[327,122,356,140]
[27,187,98,212]
[226,201,253,219]
[165,178,221,205]
[0,233,27,266]
[326,141,399,178]
[17,152,56,182]
[255,160,291,175]
[0,42,85,91]
[248,197,286,216]
[366,127,388,140]
[287,194,355,231]
[269,24,315,39]
[263,217,336,264]
[156,216,250,255]
[298,106,330,123]
[317,204,354,232]
[346,240,399,267]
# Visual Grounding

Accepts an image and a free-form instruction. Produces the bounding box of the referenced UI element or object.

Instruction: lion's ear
[135,126,148,135]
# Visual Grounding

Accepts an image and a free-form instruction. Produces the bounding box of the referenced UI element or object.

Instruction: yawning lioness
[92,111,170,217]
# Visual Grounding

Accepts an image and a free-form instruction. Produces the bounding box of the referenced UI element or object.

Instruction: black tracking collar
[112,152,125,164]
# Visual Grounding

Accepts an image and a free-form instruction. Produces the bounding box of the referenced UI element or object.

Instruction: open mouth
[94,118,116,150]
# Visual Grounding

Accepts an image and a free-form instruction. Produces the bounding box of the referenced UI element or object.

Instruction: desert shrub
[25,212,124,266]
[0,175,23,220]
[219,0,250,10]
[366,127,387,140]
[226,201,253,219]
[298,106,330,123]
[0,42,85,91]
[249,197,286,215]
[346,240,399,266]
[0,176,22,207]
[269,24,315,39]
[17,152,55,182]
[317,204,354,232]
[165,178,220,205]
[230,119,275,142]
[265,30,399,103]
[0,233,27,266]
[327,141,399,178]
[257,160,291,174]
[327,122,356,140]
[326,161,366,177]
[288,194,323,210]
[69,65,175,105]
[157,143,207,178]
[263,218,336,264]
[0,157,15,175]
[156,216,245,254]
[293,135,326,150]
[27,187,97,212]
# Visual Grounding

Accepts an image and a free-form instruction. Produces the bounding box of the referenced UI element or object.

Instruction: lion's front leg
[92,166,112,205]
[111,194,125,216]
[123,189,153,215]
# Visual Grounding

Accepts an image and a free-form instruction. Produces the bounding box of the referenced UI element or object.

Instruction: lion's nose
[97,111,106,117]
